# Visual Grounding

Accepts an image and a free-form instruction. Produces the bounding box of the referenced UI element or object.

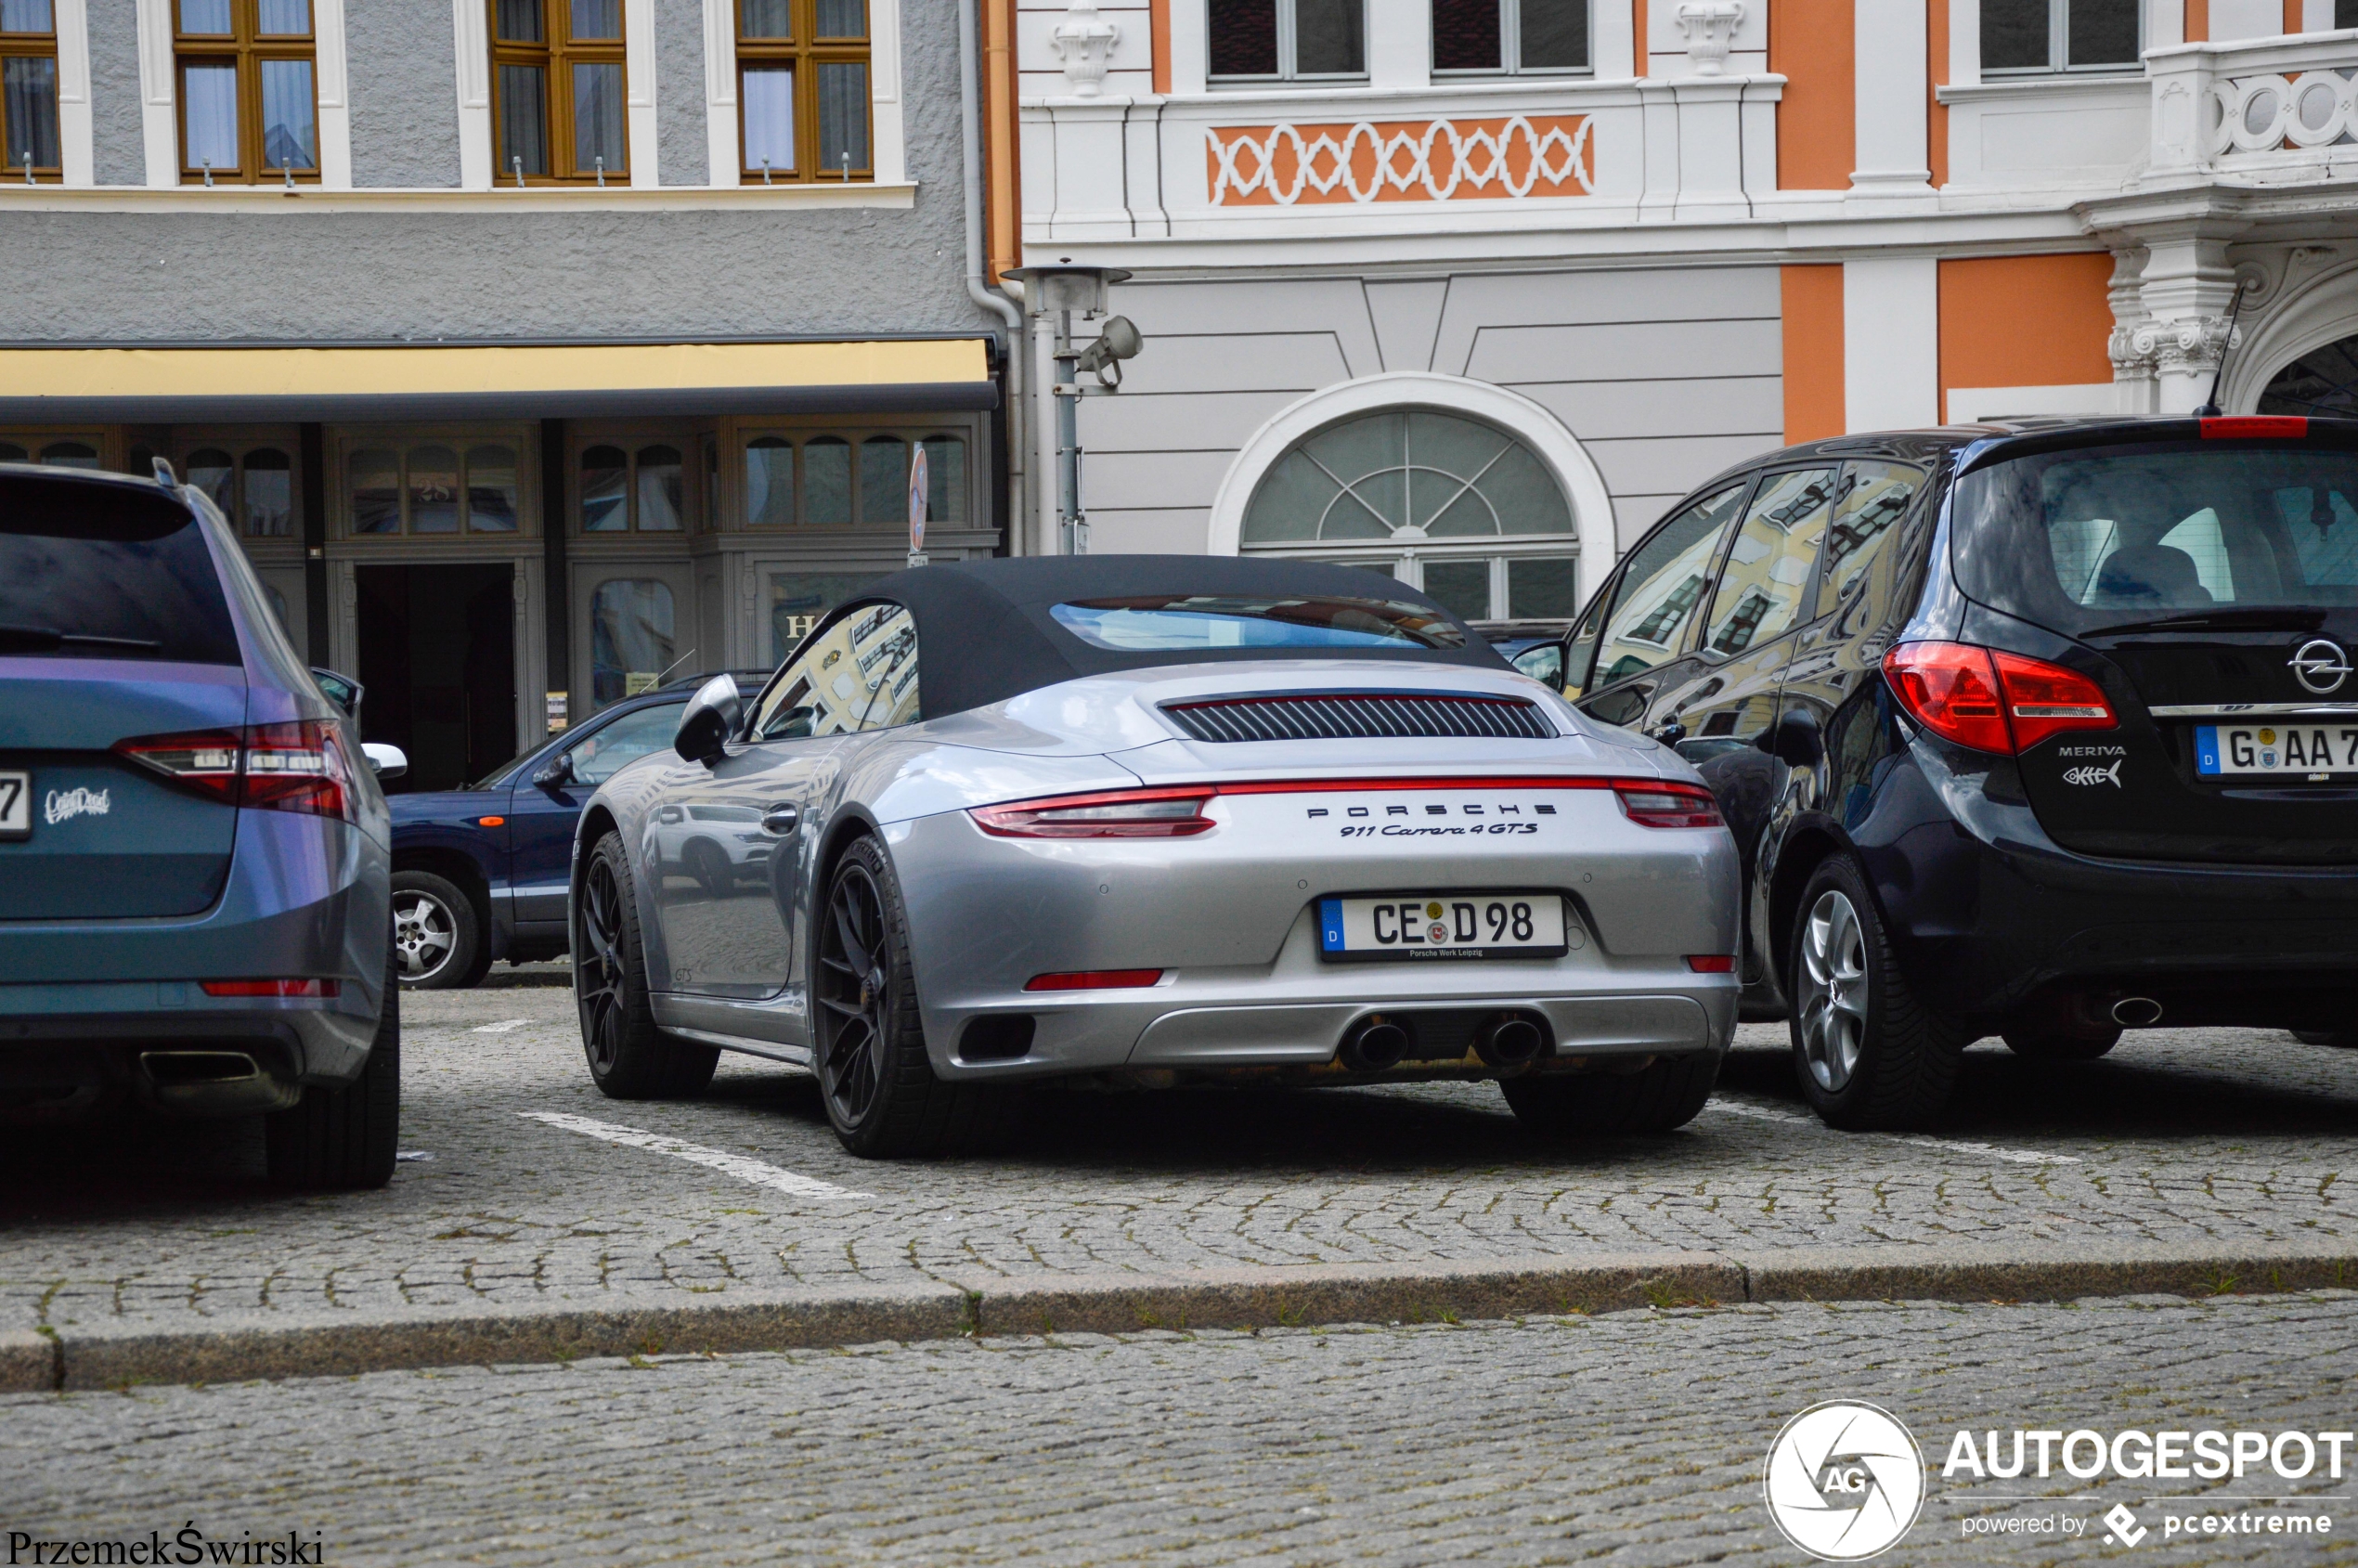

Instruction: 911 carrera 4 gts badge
[1308,800,1556,836]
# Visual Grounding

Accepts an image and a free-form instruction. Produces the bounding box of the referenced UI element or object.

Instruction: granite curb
[7,1242,2354,1393]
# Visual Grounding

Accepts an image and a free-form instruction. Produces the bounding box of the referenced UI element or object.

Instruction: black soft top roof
[823,554,1512,720]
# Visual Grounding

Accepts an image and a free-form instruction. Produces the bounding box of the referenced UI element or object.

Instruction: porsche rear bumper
[886,779,1741,1082]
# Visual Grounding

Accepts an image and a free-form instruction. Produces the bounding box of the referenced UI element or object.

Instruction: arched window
[1238,408,1578,622]
[2261,334,2358,417]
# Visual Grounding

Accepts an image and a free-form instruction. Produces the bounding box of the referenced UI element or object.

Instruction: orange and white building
[993,0,2358,619]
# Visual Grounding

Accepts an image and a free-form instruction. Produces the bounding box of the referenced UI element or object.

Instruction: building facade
[1007,0,2358,622]
[0,0,1015,790]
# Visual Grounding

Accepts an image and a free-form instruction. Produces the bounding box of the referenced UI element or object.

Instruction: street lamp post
[1005,266,1142,555]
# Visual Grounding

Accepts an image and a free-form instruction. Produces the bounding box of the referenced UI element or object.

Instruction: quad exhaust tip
[2110,996,2164,1028]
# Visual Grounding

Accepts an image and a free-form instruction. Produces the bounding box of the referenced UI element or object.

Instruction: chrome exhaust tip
[1339,1017,1409,1073]
[2110,997,2164,1028]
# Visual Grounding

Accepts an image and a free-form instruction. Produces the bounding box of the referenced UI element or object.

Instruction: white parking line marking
[516,1110,873,1199]
[473,1019,533,1034]
[1703,1099,2079,1164]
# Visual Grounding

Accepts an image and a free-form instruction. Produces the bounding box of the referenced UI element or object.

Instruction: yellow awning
[0,338,996,421]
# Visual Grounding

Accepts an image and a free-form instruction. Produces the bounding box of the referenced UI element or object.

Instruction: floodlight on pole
[1004,266,1138,557]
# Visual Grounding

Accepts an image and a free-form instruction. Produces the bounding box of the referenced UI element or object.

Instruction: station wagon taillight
[114,720,356,822]
[1883,642,2117,756]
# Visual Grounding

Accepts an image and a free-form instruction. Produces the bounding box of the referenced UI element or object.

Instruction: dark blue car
[0,463,402,1187]
[387,673,768,988]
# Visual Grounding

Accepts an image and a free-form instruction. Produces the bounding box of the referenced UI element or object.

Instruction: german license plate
[0,771,27,839]
[1317,893,1566,962]
[2196,724,2358,779]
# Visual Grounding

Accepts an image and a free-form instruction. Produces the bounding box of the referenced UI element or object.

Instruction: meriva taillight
[1882,642,2117,755]
[114,720,356,822]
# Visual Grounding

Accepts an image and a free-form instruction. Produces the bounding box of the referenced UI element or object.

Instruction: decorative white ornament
[1674,1,1744,76]
[1209,117,1594,204]
[1050,0,1121,98]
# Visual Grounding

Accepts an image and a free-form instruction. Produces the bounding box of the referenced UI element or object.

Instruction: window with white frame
[1980,0,2138,74]
[1432,0,1587,75]
[1209,0,1366,81]
[2,0,61,182]
[1238,408,1579,622]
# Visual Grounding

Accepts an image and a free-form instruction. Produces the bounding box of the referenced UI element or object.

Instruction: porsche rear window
[1050,595,1468,652]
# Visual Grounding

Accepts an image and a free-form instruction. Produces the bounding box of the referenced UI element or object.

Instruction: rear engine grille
[1160,692,1555,743]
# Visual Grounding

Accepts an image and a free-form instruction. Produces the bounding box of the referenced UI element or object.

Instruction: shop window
[1981,0,2137,74]
[745,435,794,526]
[804,435,851,525]
[491,0,628,185]
[738,0,872,183]
[466,445,520,531]
[701,436,720,531]
[0,441,21,460]
[578,442,687,533]
[351,441,525,536]
[859,435,906,524]
[636,444,683,531]
[175,0,318,185]
[588,578,675,708]
[919,435,965,522]
[38,440,99,469]
[1,0,61,182]
[189,444,302,536]
[1432,0,1587,74]
[1210,0,1365,80]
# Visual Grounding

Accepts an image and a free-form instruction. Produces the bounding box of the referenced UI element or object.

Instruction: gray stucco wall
[8,0,982,337]
[656,0,708,186]
[348,0,463,188]
[87,0,146,188]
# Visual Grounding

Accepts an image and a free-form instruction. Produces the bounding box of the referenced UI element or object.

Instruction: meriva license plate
[2196,724,2358,778]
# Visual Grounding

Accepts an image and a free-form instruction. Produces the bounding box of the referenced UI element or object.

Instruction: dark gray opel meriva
[1,462,398,1188]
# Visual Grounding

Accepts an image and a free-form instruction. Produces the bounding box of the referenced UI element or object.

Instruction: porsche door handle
[760,803,801,836]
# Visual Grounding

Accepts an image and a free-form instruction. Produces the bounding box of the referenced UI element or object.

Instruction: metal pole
[1054,307,1087,554]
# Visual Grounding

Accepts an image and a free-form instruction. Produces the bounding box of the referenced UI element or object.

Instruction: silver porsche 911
[570,557,1740,1157]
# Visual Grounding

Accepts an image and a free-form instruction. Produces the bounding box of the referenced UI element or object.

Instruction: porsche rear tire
[576,832,719,1101]
[1499,1055,1719,1136]
[815,836,1016,1158]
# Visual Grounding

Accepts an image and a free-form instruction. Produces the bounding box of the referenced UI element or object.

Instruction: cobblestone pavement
[6,1293,2355,1565]
[4,976,2357,1336]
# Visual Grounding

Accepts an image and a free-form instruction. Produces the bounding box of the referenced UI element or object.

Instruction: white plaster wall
[1843,257,1940,432]
[1071,266,1784,560]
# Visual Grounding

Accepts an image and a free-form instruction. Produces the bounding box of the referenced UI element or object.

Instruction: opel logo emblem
[2289,638,2352,695]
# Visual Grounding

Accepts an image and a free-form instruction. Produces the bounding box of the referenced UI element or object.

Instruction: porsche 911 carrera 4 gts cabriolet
[569,556,1740,1157]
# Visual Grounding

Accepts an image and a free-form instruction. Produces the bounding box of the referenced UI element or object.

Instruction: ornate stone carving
[2110,315,2240,380]
[1050,0,1121,98]
[1674,1,1744,76]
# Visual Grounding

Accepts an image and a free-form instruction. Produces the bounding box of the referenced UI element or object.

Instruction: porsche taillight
[1613,780,1724,829]
[1882,642,2117,756]
[968,786,1219,838]
[114,720,356,822]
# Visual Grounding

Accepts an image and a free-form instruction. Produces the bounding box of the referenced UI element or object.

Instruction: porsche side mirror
[532,750,575,789]
[674,673,742,766]
[362,742,407,781]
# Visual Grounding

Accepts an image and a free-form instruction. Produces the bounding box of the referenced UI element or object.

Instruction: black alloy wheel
[813,836,1015,1158]
[574,833,717,1099]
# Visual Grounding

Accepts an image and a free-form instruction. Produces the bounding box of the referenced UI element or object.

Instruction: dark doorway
[355,564,517,793]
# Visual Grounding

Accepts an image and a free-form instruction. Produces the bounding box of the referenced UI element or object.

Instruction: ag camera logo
[1763,1401,1927,1561]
